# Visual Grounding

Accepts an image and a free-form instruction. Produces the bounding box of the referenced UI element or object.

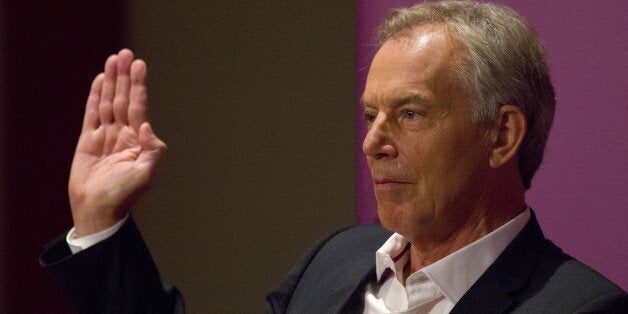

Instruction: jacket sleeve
[40,217,184,313]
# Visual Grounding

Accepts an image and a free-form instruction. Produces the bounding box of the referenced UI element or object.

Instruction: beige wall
[128,1,356,311]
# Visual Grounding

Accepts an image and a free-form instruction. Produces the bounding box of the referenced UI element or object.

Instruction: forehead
[363,24,462,106]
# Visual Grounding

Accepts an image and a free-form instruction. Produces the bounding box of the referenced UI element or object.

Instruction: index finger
[82,73,105,132]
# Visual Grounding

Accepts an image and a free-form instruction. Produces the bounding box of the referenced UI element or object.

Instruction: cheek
[398,133,441,180]
[438,132,491,189]
[366,156,375,171]
[404,129,482,189]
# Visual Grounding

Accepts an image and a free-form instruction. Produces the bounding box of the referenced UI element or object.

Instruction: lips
[374,178,409,185]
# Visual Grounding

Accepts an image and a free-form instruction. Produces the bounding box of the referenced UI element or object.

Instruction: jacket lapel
[451,211,548,313]
[285,225,392,313]
[287,247,378,313]
[336,264,378,313]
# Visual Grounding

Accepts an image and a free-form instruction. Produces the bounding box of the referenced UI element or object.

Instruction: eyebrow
[361,92,431,109]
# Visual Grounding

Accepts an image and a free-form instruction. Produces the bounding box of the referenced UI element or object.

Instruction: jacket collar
[450,210,547,313]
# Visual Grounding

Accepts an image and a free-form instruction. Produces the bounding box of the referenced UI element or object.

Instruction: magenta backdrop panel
[356,0,627,290]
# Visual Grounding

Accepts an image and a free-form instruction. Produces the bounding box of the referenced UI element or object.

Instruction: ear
[488,105,527,169]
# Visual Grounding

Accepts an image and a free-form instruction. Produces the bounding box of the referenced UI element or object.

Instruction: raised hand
[69,49,166,237]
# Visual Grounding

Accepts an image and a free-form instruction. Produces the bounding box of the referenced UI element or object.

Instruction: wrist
[71,207,128,237]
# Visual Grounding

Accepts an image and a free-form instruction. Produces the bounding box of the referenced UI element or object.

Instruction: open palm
[69,49,166,237]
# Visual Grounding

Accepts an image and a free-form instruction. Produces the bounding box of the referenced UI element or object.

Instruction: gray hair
[377,0,555,189]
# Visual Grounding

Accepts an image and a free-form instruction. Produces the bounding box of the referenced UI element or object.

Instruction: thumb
[138,122,167,164]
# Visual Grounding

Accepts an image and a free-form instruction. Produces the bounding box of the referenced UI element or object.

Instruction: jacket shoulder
[322,224,393,253]
[266,225,392,313]
[512,240,628,313]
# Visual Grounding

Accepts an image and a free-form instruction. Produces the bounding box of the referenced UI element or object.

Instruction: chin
[376,203,411,234]
[377,202,441,238]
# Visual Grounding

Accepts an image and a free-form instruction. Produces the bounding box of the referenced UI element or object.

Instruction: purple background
[355,0,627,290]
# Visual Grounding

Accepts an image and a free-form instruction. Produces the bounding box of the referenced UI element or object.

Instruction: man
[42,0,626,313]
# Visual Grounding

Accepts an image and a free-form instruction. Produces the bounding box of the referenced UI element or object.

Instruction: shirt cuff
[66,215,129,254]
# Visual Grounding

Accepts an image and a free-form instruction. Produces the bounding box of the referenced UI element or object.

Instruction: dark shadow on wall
[2,1,127,312]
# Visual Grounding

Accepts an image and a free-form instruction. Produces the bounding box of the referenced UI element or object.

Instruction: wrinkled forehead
[363,24,464,104]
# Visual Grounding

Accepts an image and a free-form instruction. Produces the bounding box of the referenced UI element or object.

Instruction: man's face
[362,24,493,239]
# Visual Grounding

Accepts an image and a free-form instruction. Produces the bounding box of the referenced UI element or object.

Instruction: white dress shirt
[364,208,530,314]
[66,215,129,254]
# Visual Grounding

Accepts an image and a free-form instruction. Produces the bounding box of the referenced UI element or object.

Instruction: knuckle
[113,97,129,108]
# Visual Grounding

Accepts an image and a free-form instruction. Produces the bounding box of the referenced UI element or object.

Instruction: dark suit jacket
[42,212,627,313]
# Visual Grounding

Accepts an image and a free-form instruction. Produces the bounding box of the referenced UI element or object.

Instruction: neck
[407,204,526,272]
[406,177,527,275]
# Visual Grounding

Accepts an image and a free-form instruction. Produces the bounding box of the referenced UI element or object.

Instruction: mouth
[374,179,409,185]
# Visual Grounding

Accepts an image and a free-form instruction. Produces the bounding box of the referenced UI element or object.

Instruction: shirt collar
[375,232,410,282]
[374,208,531,303]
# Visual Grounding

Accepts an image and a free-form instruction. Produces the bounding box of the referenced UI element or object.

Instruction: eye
[363,112,376,124]
[401,109,423,120]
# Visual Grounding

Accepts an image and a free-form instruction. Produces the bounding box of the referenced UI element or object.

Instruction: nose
[362,114,398,160]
